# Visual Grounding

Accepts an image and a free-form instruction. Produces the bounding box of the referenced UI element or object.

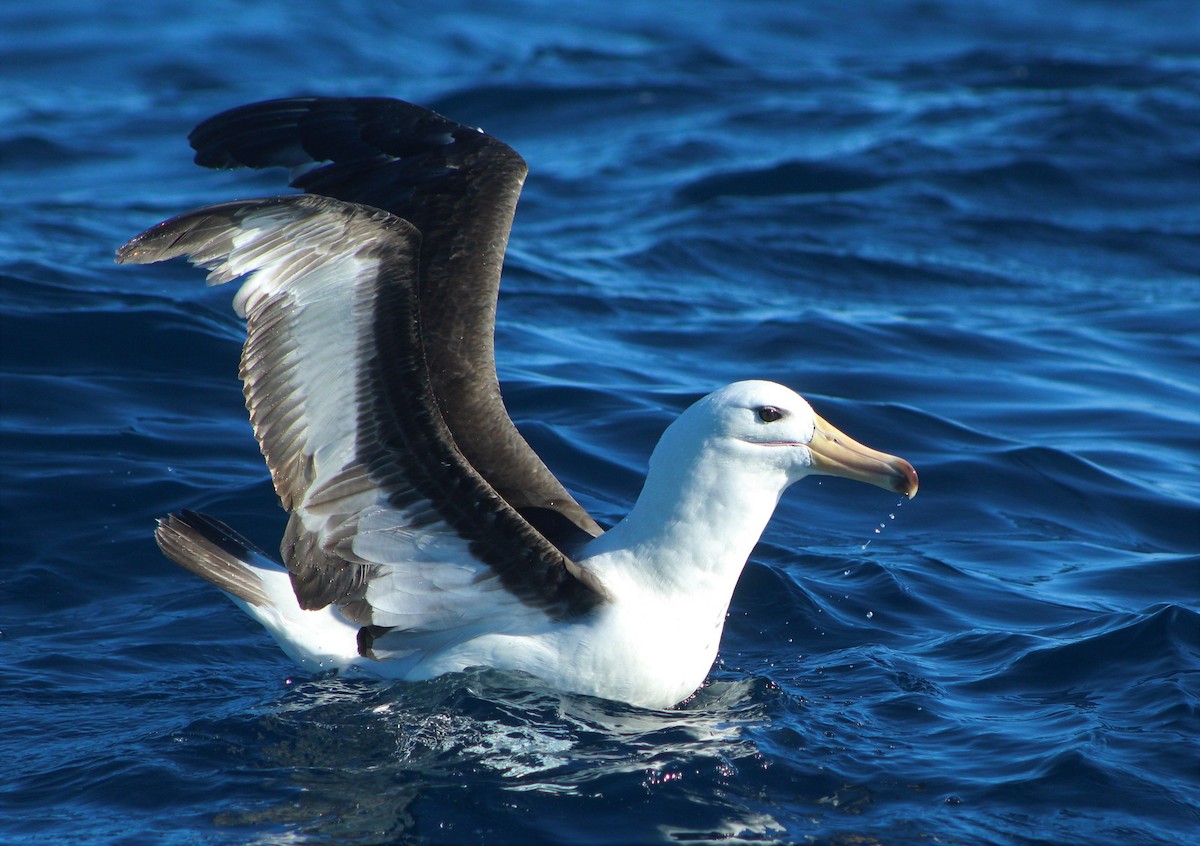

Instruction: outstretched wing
[188,97,602,549]
[118,196,607,634]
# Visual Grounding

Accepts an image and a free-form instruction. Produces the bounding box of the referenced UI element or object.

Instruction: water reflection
[208,671,783,844]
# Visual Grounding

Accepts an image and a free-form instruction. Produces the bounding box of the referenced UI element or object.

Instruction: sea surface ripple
[2,1,1198,844]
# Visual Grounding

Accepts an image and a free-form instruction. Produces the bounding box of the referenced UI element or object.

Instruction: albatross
[117,97,917,709]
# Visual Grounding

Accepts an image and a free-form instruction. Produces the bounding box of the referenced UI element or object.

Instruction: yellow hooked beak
[808,414,918,498]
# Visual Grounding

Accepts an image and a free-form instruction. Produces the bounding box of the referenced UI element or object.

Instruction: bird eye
[756,406,784,423]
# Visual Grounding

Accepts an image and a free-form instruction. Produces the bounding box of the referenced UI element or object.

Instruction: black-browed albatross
[117,97,917,709]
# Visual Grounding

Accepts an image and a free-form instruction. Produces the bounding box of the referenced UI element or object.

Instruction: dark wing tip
[115,217,190,265]
[187,96,522,174]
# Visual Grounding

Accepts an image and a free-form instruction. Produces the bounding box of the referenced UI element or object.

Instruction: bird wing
[187,97,603,549]
[118,195,608,643]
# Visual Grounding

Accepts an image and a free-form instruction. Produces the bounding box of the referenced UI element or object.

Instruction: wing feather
[118,195,607,637]
[188,97,603,550]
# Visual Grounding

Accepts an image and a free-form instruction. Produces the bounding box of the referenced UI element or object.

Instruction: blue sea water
[2,0,1199,843]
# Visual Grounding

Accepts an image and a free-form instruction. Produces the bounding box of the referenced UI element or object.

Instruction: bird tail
[153,509,362,672]
[154,509,272,606]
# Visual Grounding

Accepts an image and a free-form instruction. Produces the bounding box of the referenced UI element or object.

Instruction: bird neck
[585,437,787,599]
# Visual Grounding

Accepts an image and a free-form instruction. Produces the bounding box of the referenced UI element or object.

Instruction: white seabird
[117,97,918,709]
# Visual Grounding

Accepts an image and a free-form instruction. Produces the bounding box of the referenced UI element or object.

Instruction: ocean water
[2,1,1198,843]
